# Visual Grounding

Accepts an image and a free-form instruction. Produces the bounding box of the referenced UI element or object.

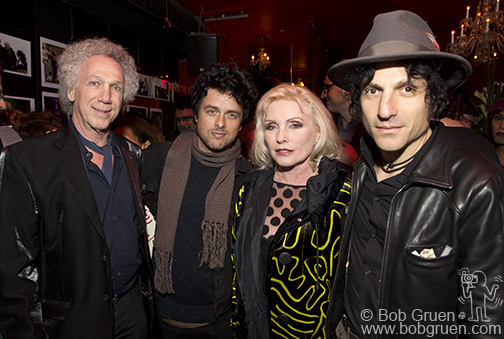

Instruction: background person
[460,103,478,128]
[321,72,366,157]
[12,110,62,138]
[438,99,499,163]
[145,117,165,142]
[165,94,196,141]
[488,97,504,166]
[113,115,158,150]
[232,84,351,338]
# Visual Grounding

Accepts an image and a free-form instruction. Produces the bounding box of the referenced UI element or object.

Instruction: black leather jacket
[233,157,351,338]
[328,124,504,338]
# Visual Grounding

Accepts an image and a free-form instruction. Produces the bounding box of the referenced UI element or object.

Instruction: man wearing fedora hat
[327,10,504,339]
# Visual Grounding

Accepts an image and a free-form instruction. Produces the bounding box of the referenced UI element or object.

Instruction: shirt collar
[337,117,355,131]
[69,118,120,158]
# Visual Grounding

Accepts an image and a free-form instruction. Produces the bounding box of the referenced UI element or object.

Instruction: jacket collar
[306,157,347,216]
[356,122,454,189]
[407,123,454,189]
[53,121,76,151]
[235,155,253,177]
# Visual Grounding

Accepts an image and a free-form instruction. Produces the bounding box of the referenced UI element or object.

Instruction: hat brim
[328,51,472,92]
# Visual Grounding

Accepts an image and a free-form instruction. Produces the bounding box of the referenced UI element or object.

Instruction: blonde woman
[232,84,351,338]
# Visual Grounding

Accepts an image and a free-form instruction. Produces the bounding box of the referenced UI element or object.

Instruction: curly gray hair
[57,37,139,116]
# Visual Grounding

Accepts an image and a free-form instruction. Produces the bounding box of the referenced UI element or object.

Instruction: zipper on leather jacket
[375,183,408,327]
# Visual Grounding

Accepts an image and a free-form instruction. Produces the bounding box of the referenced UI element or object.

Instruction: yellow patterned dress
[232,157,351,338]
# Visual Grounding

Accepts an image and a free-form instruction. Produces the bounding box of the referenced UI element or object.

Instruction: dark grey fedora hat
[328,10,472,91]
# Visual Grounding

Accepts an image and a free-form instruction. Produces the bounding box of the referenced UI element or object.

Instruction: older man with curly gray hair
[57,37,139,116]
[0,37,160,338]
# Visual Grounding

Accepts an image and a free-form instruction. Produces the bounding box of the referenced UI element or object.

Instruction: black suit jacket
[0,123,159,338]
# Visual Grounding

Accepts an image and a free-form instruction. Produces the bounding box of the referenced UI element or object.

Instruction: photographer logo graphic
[458,268,504,322]
[356,269,504,336]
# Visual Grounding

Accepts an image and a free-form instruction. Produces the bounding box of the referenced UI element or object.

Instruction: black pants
[113,282,148,339]
[160,319,232,339]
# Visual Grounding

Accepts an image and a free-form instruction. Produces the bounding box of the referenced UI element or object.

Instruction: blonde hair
[251,83,342,171]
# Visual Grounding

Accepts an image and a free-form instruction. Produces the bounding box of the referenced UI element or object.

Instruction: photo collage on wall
[131,75,189,134]
[0,31,188,130]
[1,32,35,118]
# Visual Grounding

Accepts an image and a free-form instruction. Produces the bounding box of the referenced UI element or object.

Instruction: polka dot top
[263,181,307,238]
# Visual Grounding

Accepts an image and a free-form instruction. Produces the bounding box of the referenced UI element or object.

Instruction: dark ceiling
[177,0,479,90]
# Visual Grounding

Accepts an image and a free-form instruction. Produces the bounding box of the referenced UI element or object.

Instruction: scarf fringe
[154,249,174,294]
[155,131,238,291]
[199,220,227,269]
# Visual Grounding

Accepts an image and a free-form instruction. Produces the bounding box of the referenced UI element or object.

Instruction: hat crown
[358,10,439,57]
[327,10,472,92]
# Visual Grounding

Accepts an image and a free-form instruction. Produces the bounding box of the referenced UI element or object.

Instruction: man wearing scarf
[141,63,258,338]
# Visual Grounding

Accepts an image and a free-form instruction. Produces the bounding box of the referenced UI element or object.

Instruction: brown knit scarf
[154,130,242,294]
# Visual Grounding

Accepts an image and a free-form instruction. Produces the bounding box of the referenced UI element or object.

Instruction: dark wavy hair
[12,110,62,137]
[346,60,449,120]
[174,94,192,111]
[191,63,259,126]
[112,115,157,146]
[487,97,504,147]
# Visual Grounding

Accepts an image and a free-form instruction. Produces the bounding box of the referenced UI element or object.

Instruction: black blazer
[0,123,160,338]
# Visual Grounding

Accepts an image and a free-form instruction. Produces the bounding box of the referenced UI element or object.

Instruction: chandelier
[250,36,271,71]
[446,0,503,63]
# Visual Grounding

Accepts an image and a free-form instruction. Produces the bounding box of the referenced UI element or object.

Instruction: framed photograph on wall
[40,37,67,89]
[152,78,170,101]
[4,95,35,113]
[137,74,152,98]
[150,108,163,134]
[42,91,64,122]
[125,105,148,119]
[0,32,32,77]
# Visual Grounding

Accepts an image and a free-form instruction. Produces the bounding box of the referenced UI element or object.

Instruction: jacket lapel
[52,123,106,241]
